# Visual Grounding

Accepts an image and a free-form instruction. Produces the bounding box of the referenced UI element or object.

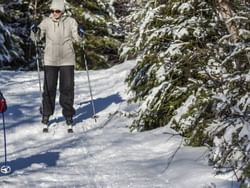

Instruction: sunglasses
[51,10,61,14]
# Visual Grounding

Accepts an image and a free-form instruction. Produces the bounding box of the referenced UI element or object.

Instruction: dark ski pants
[42,66,75,118]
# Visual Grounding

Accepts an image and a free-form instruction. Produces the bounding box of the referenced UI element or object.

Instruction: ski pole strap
[0,92,7,113]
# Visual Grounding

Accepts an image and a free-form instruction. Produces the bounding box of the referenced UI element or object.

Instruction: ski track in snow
[0,61,239,188]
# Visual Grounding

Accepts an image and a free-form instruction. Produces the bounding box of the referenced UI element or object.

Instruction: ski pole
[83,49,97,122]
[32,27,43,114]
[30,1,42,113]
[1,112,11,174]
[36,40,43,103]
[36,40,42,100]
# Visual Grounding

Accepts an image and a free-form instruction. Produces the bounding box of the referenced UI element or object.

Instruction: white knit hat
[50,0,65,12]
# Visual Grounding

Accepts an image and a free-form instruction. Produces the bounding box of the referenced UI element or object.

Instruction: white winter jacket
[39,14,81,66]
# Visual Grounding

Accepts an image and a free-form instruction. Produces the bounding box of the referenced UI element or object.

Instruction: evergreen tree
[122,0,250,185]
[0,1,31,69]
[0,0,123,70]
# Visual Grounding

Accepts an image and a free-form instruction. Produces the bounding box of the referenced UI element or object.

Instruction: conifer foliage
[0,0,123,70]
[0,1,30,69]
[122,0,250,185]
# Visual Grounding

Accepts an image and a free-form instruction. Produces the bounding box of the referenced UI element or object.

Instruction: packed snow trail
[0,61,239,187]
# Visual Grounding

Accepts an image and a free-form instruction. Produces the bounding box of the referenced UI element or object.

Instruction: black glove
[78,25,85,37]
[31,23,40,34]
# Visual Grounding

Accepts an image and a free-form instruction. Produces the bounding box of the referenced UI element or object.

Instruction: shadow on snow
[50,93,124,125]
[0,151,60,176]
[74,93,124,124]
[0,93,124,130]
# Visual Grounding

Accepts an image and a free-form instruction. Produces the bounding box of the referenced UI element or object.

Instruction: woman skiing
[32,0,84,132]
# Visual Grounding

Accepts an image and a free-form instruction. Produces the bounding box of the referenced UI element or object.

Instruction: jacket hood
[50,0,65,12]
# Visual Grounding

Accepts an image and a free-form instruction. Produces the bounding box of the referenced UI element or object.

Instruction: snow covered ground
[0,60,240,187]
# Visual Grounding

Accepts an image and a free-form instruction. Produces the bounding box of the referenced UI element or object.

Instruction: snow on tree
[0,1,30,69]
[0,0,124,70]
[121,0,250,185]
